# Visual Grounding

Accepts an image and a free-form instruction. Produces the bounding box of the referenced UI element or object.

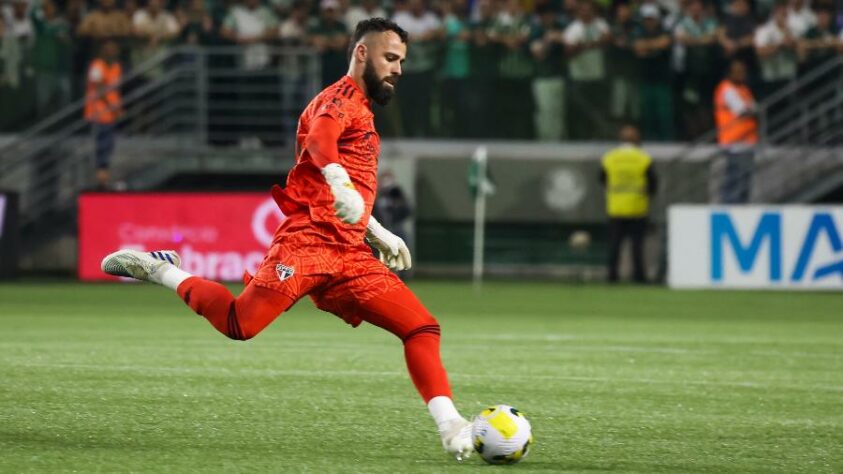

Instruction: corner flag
[469,147,494,288]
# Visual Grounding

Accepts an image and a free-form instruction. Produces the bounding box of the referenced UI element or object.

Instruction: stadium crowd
[1,0,842,140]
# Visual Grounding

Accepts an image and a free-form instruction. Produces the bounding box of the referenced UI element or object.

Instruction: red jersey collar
[341,75,370,109]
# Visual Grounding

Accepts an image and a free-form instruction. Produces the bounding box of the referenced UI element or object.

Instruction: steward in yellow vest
[599,124,656,283]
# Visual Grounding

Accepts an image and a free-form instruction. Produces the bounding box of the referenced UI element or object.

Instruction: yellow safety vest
[601,145,652,218]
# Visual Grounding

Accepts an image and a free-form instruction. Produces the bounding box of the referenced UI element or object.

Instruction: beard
[363,59,396,106]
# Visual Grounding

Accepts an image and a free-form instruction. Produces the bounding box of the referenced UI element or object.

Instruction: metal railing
[0,45,321,226]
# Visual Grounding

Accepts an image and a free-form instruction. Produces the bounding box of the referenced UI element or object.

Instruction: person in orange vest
[84,39,123,190]
[714,59,757,203]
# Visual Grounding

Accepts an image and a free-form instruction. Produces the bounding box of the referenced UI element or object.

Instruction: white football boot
[101,249,181,283]
[440,417,474,461]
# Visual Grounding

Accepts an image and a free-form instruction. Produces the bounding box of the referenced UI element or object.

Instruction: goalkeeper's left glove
[366,217,412,271]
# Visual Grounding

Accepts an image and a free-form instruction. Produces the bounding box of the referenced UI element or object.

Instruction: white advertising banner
[669,205,843,289]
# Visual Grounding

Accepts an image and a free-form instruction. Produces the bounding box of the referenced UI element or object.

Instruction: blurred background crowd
[1,0,842,140]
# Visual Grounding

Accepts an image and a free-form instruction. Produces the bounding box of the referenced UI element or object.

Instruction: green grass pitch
[1,281,841,472]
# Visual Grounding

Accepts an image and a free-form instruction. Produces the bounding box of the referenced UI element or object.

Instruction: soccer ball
[472,405,533,464]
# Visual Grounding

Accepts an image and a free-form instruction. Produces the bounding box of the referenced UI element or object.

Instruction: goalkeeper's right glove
[321,163,365,224]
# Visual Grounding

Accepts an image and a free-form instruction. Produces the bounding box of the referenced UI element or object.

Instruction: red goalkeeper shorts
[247,232,404,327]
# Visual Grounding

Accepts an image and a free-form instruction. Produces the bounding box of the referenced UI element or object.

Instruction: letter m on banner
[711,212,782,281]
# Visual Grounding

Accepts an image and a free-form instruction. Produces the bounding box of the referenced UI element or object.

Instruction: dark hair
[618,121,640,135]
[347,17,409,61]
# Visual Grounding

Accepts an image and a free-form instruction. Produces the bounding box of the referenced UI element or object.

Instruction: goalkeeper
[101,18,473,461]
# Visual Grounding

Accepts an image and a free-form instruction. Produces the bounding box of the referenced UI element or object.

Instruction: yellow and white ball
[472,405,533,464]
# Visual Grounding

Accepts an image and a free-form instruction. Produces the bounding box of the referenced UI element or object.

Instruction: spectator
[2,0,34,90]
[797,7,838,74]
[718,0,756,74]
[634,3,674,140]
[600,124,656,283]
[64,0,86,32]
[609,2,640,128]
[714,59,757,203]
[77,0,133,40]
[466,0,498,138]
[786,0,816,37]
[124,0,140,22]
[344,0,387,33]
[269,0,294,19]
[561,0,578,22]
[530,3,567,140]
[656,0,689,33]
[177,0,216,46]
[210,0,236,36]
[440,0,471,138]
[278,0,313,99]
[31,0,72,115]
[674,0,719,138]
[492,0,533,139]
[3,0,33,42]
[372,170,413,278]
[754,2,798,100]
[132,0,180,76]
[221,0,280,147]
[797,7,838,138]
[309,0,348,86]
[64,0,88,97]
[279,0,313,45]
[373,170,412,247]
[84,39,123,190]
[563,0,610,140]
[221,0,279,70]
[756,0,777,19]
[392,0,442,137]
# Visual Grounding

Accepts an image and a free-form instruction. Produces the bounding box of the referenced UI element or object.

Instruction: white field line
[247,330,843,345]
[8,362,843,394]
[6,331,843,354]
[0,340,711,355]
[4,339,843,360]
[5,328,843,347]
[447,333,843,347]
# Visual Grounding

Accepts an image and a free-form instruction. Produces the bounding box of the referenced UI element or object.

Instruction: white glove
[321,163,365,224]
[366,217,412,271]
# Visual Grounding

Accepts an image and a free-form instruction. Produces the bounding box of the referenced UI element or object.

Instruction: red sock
[356,287,453,402]
[404,328,453,402]
[177,276,293,340]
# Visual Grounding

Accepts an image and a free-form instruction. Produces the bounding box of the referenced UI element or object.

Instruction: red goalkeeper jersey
[271,75,380,246]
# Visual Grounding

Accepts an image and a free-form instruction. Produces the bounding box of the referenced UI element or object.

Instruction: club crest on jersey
[275,264,295,281]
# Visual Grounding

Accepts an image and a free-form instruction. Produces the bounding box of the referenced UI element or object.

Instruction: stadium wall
[18,140,717,279]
